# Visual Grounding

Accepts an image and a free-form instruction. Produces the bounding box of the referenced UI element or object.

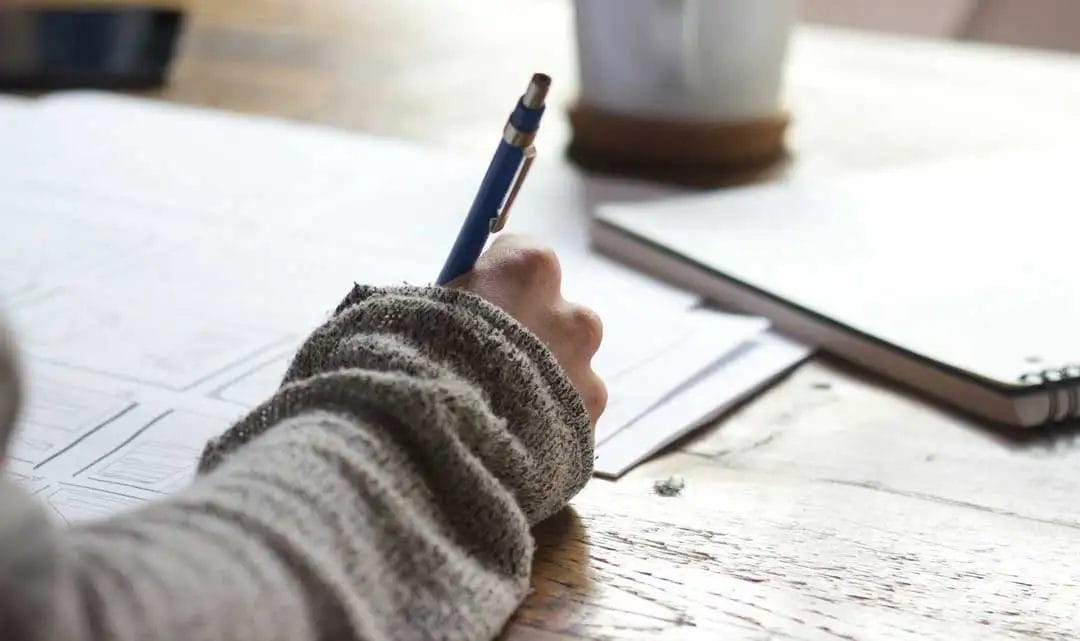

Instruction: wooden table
[151,1,1080,638]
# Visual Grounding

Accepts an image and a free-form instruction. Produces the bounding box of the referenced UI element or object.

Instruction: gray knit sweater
[0,285,594,641]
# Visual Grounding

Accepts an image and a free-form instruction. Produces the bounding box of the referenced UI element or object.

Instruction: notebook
[593,148,1080,428]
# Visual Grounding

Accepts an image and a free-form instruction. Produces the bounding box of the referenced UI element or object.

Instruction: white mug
[574,0,797,122]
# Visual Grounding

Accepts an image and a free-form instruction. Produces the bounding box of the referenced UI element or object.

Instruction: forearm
[63,407,529,641]
[0,286,593,641]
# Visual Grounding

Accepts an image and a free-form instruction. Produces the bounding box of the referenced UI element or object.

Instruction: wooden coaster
[567,103,789,188]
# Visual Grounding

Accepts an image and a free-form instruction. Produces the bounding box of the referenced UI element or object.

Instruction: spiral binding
[1019,365,1080,425]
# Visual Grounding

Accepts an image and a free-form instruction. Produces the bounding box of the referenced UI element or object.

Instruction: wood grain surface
[36,0,1080,637]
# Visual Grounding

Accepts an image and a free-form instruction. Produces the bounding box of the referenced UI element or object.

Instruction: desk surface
[156,1,1080,638]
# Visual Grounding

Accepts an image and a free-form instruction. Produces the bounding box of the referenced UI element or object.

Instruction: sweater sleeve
[0,286,594,641]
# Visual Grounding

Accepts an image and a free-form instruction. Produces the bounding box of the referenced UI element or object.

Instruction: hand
[448,234,607,425]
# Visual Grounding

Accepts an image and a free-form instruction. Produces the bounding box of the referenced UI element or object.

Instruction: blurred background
[4,0,1079,173]
[803,0,1080,51]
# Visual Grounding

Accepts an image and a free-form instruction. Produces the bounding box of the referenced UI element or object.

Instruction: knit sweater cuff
[199,285,593,524]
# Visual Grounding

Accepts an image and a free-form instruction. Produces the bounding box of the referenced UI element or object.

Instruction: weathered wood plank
[684,360,1080,527]
[510,457,1080,640]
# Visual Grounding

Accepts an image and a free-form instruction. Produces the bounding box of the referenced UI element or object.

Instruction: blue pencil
[436,73,550,285]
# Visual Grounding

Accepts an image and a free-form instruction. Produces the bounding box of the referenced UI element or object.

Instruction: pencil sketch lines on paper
[5,470,30,483]
[14,292,295,391]
[209,351,294,407]
[45,484,145,525]
[8,379,135,468]
[77,410,233,494]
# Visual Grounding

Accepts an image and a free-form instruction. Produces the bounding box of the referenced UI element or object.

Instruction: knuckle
[512,246,561,284]
[586,376,608,417]
[569,305,603,353]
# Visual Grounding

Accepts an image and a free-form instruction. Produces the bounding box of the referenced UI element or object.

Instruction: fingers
[565,303,603,358]
[555,301,606,424]
[452,234,561,314]
[479,234,562,295]
[570,367,608,426]
[443,233,606,425]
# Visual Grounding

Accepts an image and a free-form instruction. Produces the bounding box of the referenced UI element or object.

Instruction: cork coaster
[567,103,790,188]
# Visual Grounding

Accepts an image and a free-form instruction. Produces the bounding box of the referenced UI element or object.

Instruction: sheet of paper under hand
[594,332,811,478]
[1,93,797,521]
[591,307,768,445]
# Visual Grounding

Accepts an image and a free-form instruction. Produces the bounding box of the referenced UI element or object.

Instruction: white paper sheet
[594,309,767,444]
[594,332,811,477]
[1,94,800,520]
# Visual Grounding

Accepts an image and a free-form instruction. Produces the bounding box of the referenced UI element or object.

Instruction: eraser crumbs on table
[653,477,685,497]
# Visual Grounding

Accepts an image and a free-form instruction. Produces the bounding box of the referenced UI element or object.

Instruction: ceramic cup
[574,0,797,122]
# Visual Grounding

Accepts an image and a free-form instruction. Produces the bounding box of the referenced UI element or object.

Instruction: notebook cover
[595,148,1080,391]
